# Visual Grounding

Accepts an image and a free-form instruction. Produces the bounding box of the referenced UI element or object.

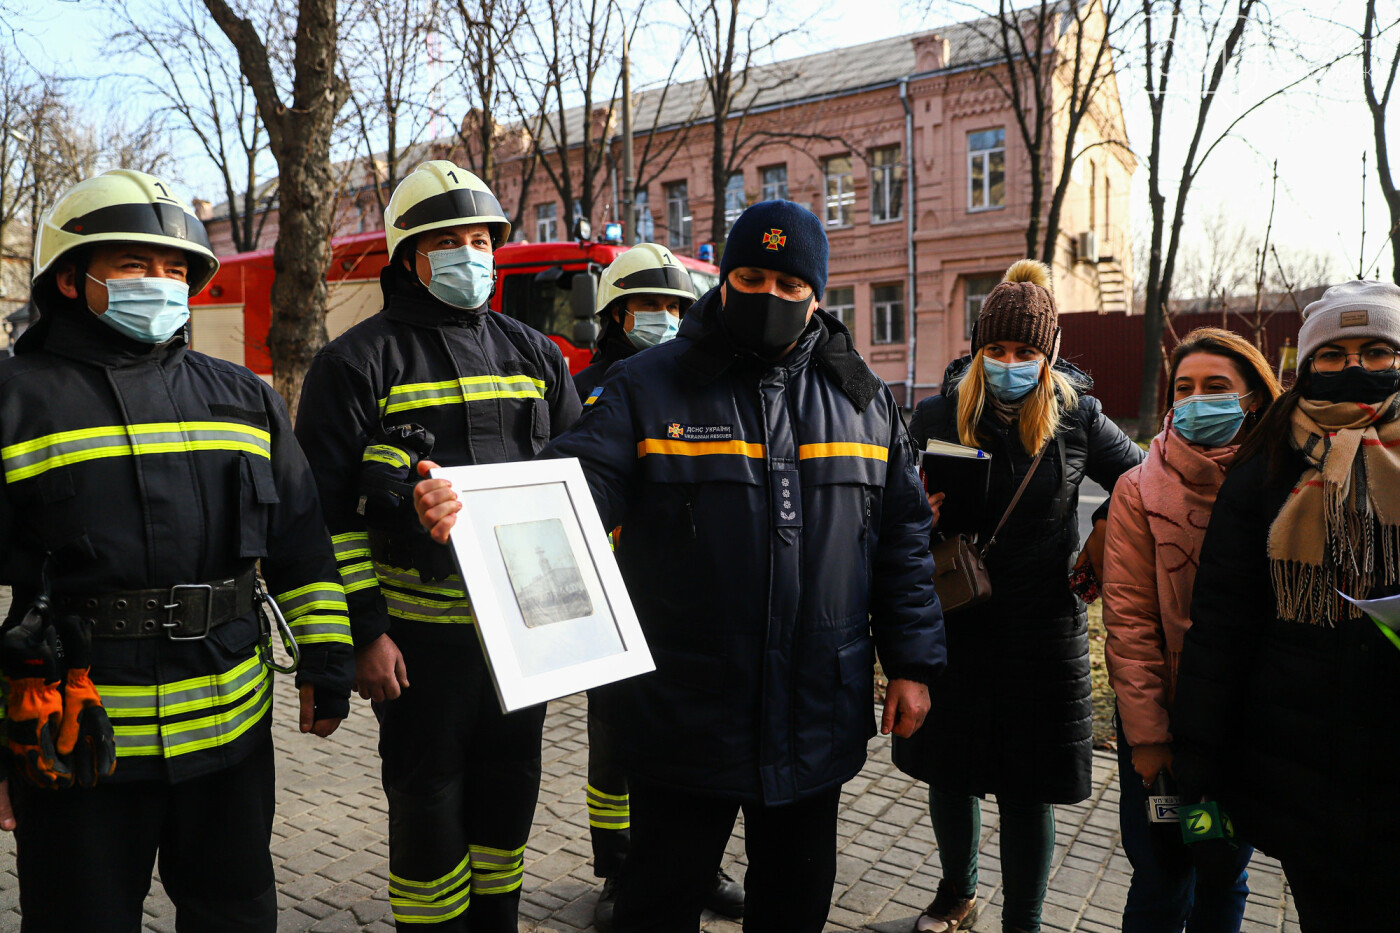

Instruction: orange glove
[3,606,71,789]
[52,615,115,787]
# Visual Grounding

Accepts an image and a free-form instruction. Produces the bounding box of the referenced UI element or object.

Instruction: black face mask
[719,288,812,357]
[1304,365,1400,405]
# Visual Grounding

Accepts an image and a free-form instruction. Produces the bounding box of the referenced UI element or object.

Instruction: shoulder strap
[981,438,1051,557]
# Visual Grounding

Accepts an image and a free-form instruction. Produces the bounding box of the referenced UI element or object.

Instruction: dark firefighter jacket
[295,266,582,649]
[544,287,946,805]
[0,300,354,784]
[572,319,638,403]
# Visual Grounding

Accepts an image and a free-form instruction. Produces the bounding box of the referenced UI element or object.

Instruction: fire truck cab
[187,231,720,378]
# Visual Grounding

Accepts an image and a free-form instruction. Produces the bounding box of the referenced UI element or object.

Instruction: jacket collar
[24,294,187,370]
[676,286,882,410]
[380,264,487,328]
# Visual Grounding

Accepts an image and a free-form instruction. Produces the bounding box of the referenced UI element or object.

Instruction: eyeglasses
[1311,346,1400,372]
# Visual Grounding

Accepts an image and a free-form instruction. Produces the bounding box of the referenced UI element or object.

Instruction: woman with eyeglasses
[1171,282,1400,932]
[1102,328,1281,933]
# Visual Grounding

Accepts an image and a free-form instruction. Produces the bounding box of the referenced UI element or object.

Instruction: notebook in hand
[920,440,991,537]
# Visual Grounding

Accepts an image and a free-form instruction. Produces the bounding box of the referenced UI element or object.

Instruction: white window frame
[761,165,789,201]
[872,283,905,345]
[536,202,559,242]
[824,285,855,331]
[967,129,1006,212]
[665,181,692,252]
[823,156,855,228]
[634,188,654,242]
[870,145,903,224]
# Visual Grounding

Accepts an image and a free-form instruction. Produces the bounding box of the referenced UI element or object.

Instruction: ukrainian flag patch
[585,387,604,406]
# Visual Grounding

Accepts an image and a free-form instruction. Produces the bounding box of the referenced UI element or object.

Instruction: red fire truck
[187,230,720,377]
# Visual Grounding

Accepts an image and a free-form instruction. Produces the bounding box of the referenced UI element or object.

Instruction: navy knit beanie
[720,200,828,299]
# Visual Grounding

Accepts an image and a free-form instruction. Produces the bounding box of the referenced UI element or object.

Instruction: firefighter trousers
[585,700,630,878]
[375,631,545,931]
[12,734,277,933]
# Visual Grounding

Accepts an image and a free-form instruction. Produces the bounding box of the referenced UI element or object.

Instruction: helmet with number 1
[32,169,219,294]
[595,243,697,318]
[384,161,511,263]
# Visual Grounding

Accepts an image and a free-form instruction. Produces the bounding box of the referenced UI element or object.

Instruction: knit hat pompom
[1002,259,1052,291]
[972,259,1059,356]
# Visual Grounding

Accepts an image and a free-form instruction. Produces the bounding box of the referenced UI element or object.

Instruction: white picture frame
[430,457,654,712]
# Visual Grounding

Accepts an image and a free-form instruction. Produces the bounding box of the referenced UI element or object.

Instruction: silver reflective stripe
[3,422,271,483]
[468,846,523,870]
[287,618,353,644]
[159,677,272,758]
[338,561,378,592]
[276,584,348,619]
[390,853,472,923]
[389,854,472,900]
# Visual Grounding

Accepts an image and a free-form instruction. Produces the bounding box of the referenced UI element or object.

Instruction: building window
[823,156,854,227]
[968,129,1006,211]
[872,283,905,345]
[572,199,584,231]
[825,286,854,331]
[870,145,903,223]
[634,188,654,242]
[535,202,558,241]
[964,274,1000,339]
[761,165,788,201]
[724,172,746,231]
[665,181,692,252]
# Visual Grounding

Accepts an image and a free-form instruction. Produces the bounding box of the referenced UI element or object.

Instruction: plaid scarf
[1268,394,1400,624]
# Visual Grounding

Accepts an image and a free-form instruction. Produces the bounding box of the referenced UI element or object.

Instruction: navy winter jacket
[545,288,945,805]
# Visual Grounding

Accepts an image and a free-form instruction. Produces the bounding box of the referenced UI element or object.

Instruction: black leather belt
[52,566,257,640]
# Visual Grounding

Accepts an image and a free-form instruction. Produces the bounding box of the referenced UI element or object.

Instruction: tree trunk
[266,161,332,410]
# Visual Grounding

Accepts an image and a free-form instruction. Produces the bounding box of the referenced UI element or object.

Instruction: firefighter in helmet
[570,243,746,929]
[294,161,581,930]
[0,168,354,930]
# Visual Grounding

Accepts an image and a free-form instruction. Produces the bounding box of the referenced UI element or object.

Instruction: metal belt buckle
[163,583,215,641]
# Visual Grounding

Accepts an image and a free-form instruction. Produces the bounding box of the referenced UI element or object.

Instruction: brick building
[204,9,1135,401]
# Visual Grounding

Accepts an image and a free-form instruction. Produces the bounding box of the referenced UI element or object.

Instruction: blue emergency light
[697,243,715,263]
[601,222,624,245]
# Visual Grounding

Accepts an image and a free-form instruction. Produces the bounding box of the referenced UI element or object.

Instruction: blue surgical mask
[1172,392,1251,447]
[982,356,1043,401]
[419,244,494,310]
[627,310,679,349]
[88,274,190,344]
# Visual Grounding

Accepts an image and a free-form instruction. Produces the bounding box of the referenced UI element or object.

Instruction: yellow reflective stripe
[158,677,271,757]
[3,421,271,482]
[380,375,546,415]
[471,868,523,895]
[362,445,411,469]
[390,853,472,894]
[275,582,348,620]
[390,885,470,924]
[389,851,473,923]
[585,784,628,803]
[635,438,766,459]
[468,844,524,894]
[374,563,466,597]
[797,442,889,462]
[111,667,273,759]
[331,531,370,545]
[286,615,354,645]
[99,654,265,719]
[339,560,379,593]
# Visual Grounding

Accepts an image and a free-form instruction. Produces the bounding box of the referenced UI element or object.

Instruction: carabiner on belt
[253,577,299,675]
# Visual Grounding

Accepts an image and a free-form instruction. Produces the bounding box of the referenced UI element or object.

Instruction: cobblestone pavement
[0,674,1298,932]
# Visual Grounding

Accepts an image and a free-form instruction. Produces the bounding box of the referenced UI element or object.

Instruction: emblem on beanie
[1341,310,1370,327]
[761,228,786,251]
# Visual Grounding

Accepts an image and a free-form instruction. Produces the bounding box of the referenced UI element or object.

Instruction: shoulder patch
[665,422,734,441]
[585,386,604,406]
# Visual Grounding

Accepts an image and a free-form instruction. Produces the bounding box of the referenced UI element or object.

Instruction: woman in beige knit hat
[892,260,1143,933]
[1171,280,1400,932]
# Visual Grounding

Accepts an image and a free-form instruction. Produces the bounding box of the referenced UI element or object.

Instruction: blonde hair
[956,348,1080,455]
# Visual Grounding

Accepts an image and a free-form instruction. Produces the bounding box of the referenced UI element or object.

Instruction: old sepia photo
[495,518,594,628]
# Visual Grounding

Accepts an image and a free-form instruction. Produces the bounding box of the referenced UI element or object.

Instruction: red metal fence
[1056,310,1301,422]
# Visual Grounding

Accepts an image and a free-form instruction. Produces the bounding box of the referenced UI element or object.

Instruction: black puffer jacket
[893,357,1142,804]
[547,289,945,805]
[1172,449,1400,871]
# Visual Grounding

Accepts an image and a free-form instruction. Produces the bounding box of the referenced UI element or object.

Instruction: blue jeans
[1116,717,1252,933]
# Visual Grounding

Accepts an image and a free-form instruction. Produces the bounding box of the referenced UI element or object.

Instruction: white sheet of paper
[1337,590,1400,631]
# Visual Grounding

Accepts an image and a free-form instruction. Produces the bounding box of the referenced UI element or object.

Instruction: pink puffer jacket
[1102,419,1236,749]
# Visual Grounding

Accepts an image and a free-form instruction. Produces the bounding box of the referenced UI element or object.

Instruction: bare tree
[514,0,625,234]
[930,0,1134,264]
[202,0,351,412]
[1134,0,1341,435]
[1363,0,1400,283]
[342,0,442,219]
[111,0,277,253]
[678,0,801,254]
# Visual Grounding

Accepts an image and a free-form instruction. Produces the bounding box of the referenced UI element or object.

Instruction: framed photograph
[430,457,654,712]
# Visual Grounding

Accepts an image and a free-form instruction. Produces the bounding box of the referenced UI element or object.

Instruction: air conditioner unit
[1077,230,1099,264]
